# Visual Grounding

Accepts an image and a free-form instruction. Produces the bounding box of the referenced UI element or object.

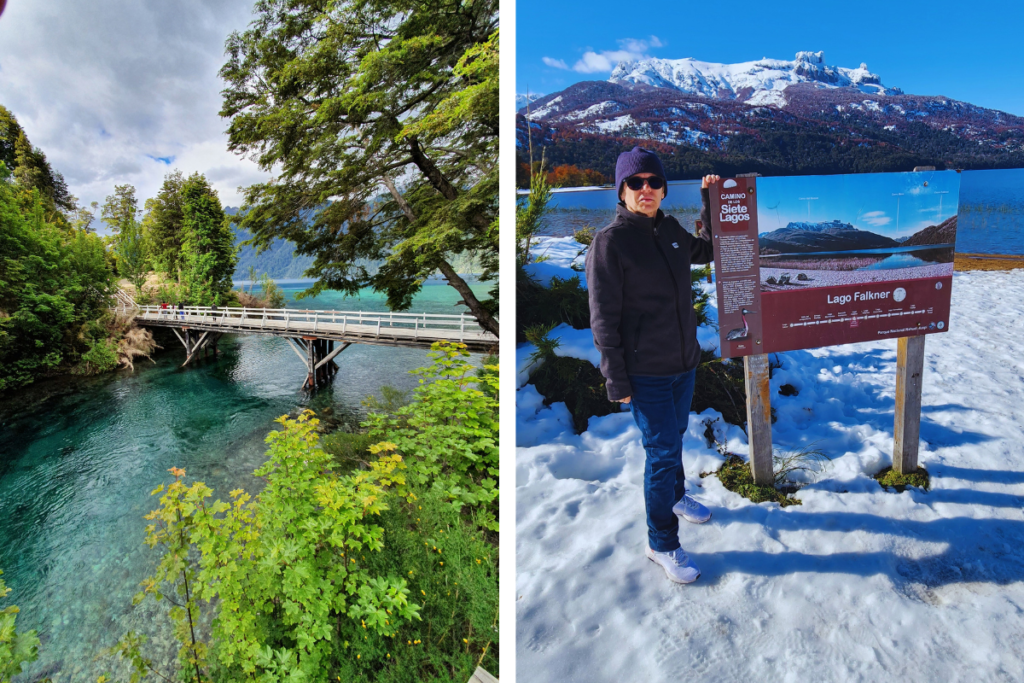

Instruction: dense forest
[0,105,243,393]
[1,105,115,391]
[516,117,1024,187]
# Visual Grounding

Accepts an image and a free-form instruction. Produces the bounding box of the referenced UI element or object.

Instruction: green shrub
[0,569,40,683]
[322,430,377,471]
[366,342,499,532]
[529,356,619,434]
[120,413,417,681]
[692,350,748,427]
[516,271,590,342]
[362,385,411,415]
[330,487,498,682]
[73,337,119,375]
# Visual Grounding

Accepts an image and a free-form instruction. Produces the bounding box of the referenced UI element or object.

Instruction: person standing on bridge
[177,301,184,320]
[585,146,720,585]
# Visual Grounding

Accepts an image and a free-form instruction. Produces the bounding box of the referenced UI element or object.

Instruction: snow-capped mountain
[609,51,901,108]
[516,92,544,112]
[515,50,1024,175]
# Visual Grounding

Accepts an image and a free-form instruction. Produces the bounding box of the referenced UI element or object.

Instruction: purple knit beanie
[615,146,667,198]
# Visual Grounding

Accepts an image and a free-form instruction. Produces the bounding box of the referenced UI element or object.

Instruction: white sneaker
[673,494,711,524]
[645,546,701,584]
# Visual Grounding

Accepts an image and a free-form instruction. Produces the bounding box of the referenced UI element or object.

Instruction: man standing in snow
[585,146,719,584]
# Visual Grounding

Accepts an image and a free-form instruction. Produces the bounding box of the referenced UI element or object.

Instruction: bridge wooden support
[290,336,349,390]
[174,328,222,367]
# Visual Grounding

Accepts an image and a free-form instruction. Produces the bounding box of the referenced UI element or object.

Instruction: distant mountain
[224,206,314,280]
[227,208,481,280]
[901,215,958,247]
[516,92,544,112]
[516,51,1024,180]
[232,225,316,280]
[608,51,900,108]
[759,220,898,253]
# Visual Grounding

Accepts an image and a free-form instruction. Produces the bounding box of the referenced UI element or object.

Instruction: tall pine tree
[180,173,235,305]
[142,169,187,279]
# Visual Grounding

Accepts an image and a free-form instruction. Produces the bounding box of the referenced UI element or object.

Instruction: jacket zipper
[652,225,687,369]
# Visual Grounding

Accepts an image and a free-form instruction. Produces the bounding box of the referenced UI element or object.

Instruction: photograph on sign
[711,171,961,357]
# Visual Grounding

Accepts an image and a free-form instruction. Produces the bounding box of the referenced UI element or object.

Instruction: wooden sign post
[891,167,935,475]
[743,353,775,485]
[893,335,925,473]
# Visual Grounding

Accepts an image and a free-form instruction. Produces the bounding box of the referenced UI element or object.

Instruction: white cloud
[861,210,892,227]
[618,37,661,53]
[0,0,269,210]
[569,36,664,74]
[542,56,569,70]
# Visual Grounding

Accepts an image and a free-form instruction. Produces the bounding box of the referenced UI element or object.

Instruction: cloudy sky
[0,0,268,233]
[516,0,1024,117]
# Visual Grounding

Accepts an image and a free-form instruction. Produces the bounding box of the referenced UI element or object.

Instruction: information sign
[711,171,961,357]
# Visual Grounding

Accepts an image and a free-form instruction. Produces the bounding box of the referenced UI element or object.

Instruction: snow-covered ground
[517,236,1024,682]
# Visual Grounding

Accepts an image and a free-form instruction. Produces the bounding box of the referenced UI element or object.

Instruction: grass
[707,455,802,507]
[874,465,930,492]
[703,442,833,508]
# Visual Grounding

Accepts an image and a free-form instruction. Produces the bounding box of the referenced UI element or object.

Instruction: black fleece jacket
[585,187,714,401]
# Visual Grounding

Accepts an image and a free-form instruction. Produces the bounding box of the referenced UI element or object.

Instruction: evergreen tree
[113,214,148,295]
[179,173,235,306]
[0,106,74,220]
[220,0,498,336]
[101,184,139,235]
[142,169,186,279]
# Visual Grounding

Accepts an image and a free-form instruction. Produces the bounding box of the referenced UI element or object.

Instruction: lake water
[0,281,490,682]
[530,168,1024,255]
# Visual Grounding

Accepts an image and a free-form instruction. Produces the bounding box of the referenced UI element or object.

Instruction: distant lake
[761,244,954,272]
[529,168,1024,255]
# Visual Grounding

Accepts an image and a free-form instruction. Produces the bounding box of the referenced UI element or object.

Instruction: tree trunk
[383,176,498,339]
[436,259,498,339]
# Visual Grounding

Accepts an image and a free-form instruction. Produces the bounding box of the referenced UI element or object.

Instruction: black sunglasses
[624,176,665,191]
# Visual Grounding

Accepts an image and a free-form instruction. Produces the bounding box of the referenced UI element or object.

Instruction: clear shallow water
[0,281,489,682]
[860,253,934,269]
[535,169,1024,255]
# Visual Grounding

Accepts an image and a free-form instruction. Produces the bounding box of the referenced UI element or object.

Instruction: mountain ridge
[608,51,900,108]
[516,52,1024,180]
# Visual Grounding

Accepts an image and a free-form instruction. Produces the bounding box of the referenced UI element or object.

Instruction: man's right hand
[617,396,631,404]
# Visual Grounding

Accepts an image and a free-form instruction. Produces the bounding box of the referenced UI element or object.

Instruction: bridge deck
[128,305,497,353]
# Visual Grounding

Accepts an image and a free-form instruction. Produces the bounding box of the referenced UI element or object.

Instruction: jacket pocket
[632,313,645,357]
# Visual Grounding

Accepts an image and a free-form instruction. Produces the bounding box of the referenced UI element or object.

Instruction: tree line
[516,116,1024,187]
[100,170,236,307]
[0,104,238,392]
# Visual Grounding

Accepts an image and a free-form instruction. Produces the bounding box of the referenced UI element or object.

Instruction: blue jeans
[628,369,697,553]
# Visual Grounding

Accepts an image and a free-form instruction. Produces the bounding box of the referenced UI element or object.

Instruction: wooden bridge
[118,301,497,389]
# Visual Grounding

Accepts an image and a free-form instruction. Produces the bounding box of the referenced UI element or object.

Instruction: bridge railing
[125,304,495,342]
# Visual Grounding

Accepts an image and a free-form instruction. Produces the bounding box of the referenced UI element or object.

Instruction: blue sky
[756,171,962,238]
[516,0,1024,116]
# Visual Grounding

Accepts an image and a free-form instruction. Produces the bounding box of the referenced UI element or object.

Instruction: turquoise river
[0,280,491,682]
